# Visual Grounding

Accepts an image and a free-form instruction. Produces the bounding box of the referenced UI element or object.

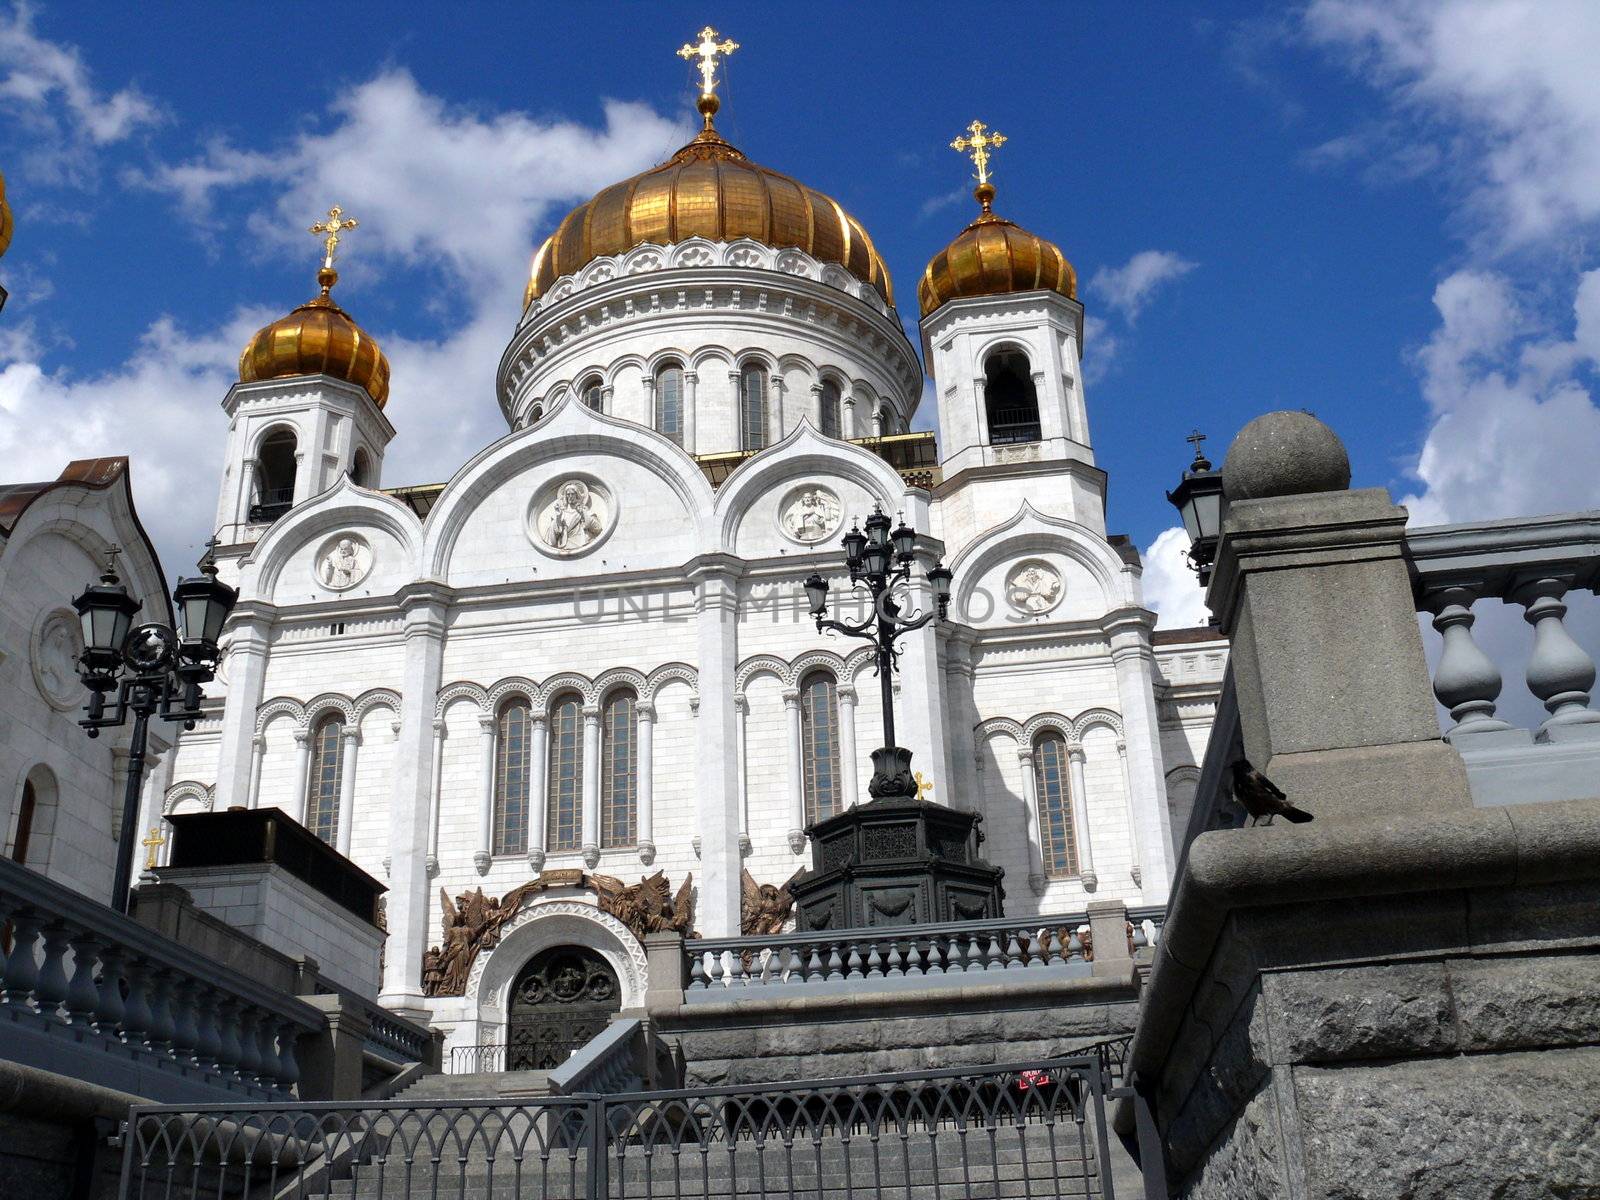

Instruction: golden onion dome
[0,169,13,260]
[524,125,893,310]
[239,266,390,408]
[918,183,1076,318]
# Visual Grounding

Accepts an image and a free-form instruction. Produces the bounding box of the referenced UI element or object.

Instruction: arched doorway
[506,945,621,1070]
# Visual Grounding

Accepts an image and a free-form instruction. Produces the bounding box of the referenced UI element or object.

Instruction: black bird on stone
[1229,759,1314,825]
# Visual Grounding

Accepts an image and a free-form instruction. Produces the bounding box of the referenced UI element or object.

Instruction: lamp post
[1165,431,1226,585]
[72,541,237,914]
[803,505,953,799]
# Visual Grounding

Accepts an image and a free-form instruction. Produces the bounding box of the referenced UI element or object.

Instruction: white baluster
[1424,583,1511,735]
[1513,574,1600,735]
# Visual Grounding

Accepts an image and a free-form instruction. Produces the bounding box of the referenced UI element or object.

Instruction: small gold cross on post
[914,771,934,802]
[309,205,359,268]
[141,825,165,870]
[951,120,1007,187]
[678,25,739,129]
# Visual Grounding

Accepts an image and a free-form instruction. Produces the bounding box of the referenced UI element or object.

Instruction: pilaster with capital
[894,550,957,808]
[336,726,361,858]
[425,718,445,875]
[474,713,495,874]
[782,689,805,853]
[581,704,601,867]
[527,712,548,871]
[1016,746,1047,896]
[213,610,272,810]
[836,684,860,810]
[683,369,698,454]
[689,558,742,936]
[1105,610,1174,901]
[733,694,751,854]
[1066,742,1097,891]
[290,730,312,825]
[636,700,656,864]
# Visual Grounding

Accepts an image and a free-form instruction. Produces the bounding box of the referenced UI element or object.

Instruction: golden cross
[951,120,1007,187]
[678,25,738,100]
[141,825,166,870]
[309,205,359,267]
[914,771,934,802]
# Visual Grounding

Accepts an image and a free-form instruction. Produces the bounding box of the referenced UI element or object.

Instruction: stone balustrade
[1406,512,1600,805]
[547,1017,646,1095]
[0,855,324,1101]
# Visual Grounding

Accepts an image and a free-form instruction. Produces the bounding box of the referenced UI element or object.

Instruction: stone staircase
[393,1069,552,1101]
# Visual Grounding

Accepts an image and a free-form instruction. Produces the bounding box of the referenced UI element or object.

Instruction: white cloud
[918,186,970,222]
[1088,250,1197,322]
[1140,526,1211,630]
[1081,313,1119,384]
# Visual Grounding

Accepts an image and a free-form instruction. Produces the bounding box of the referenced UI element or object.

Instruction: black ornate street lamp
[803,505,953,798]
[72,541,237,914]
[1166,431,1226,585]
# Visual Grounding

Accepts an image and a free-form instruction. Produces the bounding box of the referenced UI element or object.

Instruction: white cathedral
[120,56,1227,1039]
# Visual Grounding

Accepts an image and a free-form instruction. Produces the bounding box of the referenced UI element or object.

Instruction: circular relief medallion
[779,485,843,545]
[31,608,83,711]
[1006,559,1064,616]
[530,476,615,558]
[315,533,374,591]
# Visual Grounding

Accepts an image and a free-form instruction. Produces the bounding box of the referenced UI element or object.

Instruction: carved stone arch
[787,648,849,690]
[245,475,423,597]
[1071,708,1125,741]
[163,780,214,814]
[579,257,618,288]
[249,418,306,460]
[734,654,789,694]
[620,243,668,275]
[644,347,689,376]
[464,898,649,1018]
[1022,712,1076,745]
[546,279,575,305]
[841,646,876,687]
[690,345,733,374]
[820,264,855,293]
[436,681,490,718]
[1166,763,1201,784]
[947,501,1126,613]
[594,667,647,705]
[255,697,306,734]
[353,688,402,721]
[974,716,1025,746]
[538,672,595,708]
[643,662,698,703]
[973,332,1040,371]
[303,693,357,728]
[668,237,720,269]
[734,348,780,374]
[486,677,539,712]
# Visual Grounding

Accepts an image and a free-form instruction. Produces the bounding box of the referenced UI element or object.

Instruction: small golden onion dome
[0,170,14,260]
[525,125,893,309]
[917,183,1076,317]
[239,266,390,408]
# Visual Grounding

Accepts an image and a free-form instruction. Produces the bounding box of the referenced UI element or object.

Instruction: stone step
[395,1070,553,1099]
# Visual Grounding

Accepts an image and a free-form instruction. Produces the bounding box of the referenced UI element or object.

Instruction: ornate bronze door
[506,946,621,1070]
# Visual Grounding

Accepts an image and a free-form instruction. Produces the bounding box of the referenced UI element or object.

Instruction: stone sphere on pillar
[1221,410,1351,501]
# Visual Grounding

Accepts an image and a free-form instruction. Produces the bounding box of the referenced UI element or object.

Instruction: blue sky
[3,1,1599,631]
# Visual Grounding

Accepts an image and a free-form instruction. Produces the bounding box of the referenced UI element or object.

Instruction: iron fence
[120,1054,1135,1199]
[448,1042,507,1074]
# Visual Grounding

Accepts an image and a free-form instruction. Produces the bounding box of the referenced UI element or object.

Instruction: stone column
[528,712,548,871]
[641,375,657,437]
[1106,611,1170,896]
[1017,746,1047,896]
[379,584,449,1020]
[844,390,859,438]
[247,733,266,808]
[637,701,656,864]
[895,547,957,807]
[808,382,824,433]
[336,726,361,857]
[1208,411,1472,821]
[943,632,982,809]
[871,405,885,437]
[689,558,742,936]
[782,689,805,853]
[426,718,445,875]
[1115,738,1142,886]
[1066,742,1098,891]
[474,713,495,873]
[683,369,698,454]
[290,730,312,824]
[581,705,601,867]
[734,695,751,853]
[836,684,860,810]
[771,376,787,440]
[213,609,272,810]
[235,456,258,529]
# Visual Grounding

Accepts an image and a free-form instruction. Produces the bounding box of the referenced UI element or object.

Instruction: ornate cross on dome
[309,205,359,268]
[678,25,738,103]
[951,120,1007,187]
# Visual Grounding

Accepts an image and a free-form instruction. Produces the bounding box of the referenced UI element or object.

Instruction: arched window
[304,714,344,845]
[252,429,298,521]
[799,670,843,823]
[1033,731,1079,877]
[740,363,768,450]
[656,362,684,446]
[529,403,545,425]
[819,380,842,439]
[547,692,584,852]
[600,689,637,848]
[493,698,533,856]
[9,778,36,863]
[581,376,604,412]
[984,350,1041,444]
[349,447,371,487]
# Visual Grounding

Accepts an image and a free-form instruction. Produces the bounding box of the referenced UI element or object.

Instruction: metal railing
[120,1053,1138,1199]
[448,1041,507,1074]
[685,912,1094,998]
[0,856,324,1101]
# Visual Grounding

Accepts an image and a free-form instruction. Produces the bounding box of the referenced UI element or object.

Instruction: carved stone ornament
[779,485,843,545]
[315,533,374,591]
[31,608,83,711]
[741,867,803,937]
[422,869,694,997]
[1006,559,1064,616]
[531,476,614,557]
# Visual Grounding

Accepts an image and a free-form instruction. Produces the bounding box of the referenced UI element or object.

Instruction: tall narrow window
[600,689,637,848]
[1034,731,1079,877]
[10,779,36,863]
[304,714,344,845]
[656,363,684,446]
[252,429,298,522]
[984,350,1041,445]
[819,380,842,439]
[547,693,584,852]
[581,377,604,412]
[740,363,768,450]
[493,699,532,855]
[799,670,843,823]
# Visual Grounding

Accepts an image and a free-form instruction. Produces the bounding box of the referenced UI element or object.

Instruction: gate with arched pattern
[505,945,621,1070]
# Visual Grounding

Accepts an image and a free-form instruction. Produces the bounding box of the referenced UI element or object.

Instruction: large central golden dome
[524,127,893,309]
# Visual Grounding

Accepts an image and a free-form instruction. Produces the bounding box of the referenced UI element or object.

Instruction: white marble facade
[145,229,1225,1028]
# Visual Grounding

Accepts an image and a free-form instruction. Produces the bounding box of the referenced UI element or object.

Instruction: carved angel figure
[740,867,801,937]
[591,870,695,943]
